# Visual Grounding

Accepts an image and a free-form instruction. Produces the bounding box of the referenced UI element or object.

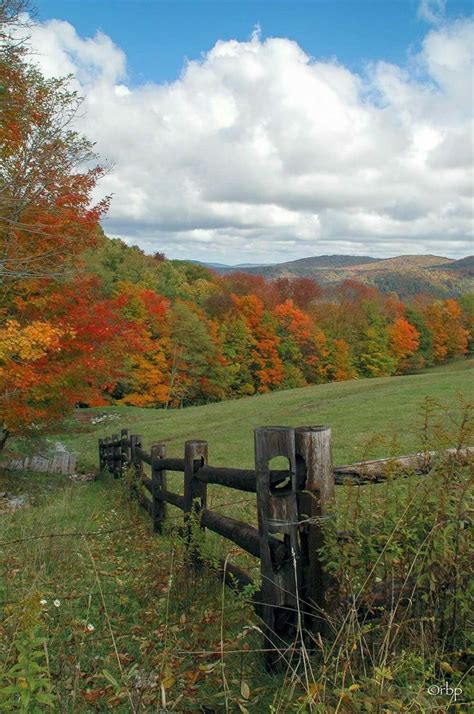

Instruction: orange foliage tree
[422,299,469,362]
[1,280,139,447]
[0,11,133,450]
[388,316,420,372]
[232,294,284,392]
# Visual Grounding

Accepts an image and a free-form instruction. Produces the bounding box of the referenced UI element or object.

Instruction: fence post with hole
[295,425,337,637]
[183,439,208,566]
[151,443,167,532]
[254,426,301,671]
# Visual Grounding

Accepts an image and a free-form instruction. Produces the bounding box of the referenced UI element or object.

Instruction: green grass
[61,358,473,470]
[1,360,472,711]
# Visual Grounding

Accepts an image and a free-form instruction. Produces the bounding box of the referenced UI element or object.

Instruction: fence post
[105,436,114,474]
[183,440,208,565]
[129,434,143,499]
[111,434,120,478]
[255,426,300,671]
[120,428,130,478]
[295,426,336,637]
[98,438,106,471]
[151,443,167,532]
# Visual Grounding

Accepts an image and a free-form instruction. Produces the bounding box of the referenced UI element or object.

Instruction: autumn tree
[232,294,284,392]
[167,302,227,406]
[0,5,131,449]
[388,316,420,373]
[327,338,357,381]
[112,283,171,407]
[1,280,139,448]
[0,56,108,296]
[274,299,329,386]
[273,276,321,310]
[422,299,469,362]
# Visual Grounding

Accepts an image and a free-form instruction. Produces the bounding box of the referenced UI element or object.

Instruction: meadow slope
[63,359,474,470]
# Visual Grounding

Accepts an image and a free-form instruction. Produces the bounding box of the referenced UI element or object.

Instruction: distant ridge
[186,253,472,298]
[436,255,474,276]
[189,260,268,269]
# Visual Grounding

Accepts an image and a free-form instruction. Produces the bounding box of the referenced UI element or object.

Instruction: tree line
[84,235,471,409]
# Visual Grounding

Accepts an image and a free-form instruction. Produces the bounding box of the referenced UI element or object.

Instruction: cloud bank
[27,16,473,262]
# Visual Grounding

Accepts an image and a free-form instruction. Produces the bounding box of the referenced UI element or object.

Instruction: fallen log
[334,446,474,485]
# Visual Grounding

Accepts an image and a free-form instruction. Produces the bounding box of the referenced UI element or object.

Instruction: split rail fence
[98,426,472,669]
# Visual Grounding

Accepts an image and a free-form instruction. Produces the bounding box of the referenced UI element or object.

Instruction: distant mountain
[239,254,379,277]
[435,255,474,276]
[194,253,472,298]
[190,260,272,270]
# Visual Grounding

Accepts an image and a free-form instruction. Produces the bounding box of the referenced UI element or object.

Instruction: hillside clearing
[60,359,473,470]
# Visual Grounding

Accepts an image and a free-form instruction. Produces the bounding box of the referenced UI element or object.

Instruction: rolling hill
[198,253,473,298]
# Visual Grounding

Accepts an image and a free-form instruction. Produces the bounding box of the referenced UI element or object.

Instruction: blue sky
[29,1,473,262]
[36,0,472,85]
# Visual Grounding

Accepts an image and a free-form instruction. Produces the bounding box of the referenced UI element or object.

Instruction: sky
[29,0,474,263]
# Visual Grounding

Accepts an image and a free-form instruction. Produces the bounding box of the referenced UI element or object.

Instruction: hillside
[200,253,472,298]
[61,358,474,471]
[438,255,474,275]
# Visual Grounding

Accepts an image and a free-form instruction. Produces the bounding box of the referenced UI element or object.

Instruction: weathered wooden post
[120,428,130,478]
[105,436,114,473]
[295,426,336,637]
[183,439,208,565]
[98,438,106,471]
[129,434,143,499]
[111,434,121,478]
[255,426,300,671]
[151,443,167,532]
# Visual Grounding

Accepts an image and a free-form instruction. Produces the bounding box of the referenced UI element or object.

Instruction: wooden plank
[200,509,287,565]
[196,465,290,492]
[151,457,186,472]
[135,445,152,466]
[163,490,186,511]
[66,452,76,475]
[214,559,254,593]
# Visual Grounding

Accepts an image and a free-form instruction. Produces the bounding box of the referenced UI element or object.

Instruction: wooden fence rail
[98,427,472,670]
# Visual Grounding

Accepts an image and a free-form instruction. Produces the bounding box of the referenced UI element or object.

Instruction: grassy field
[0,360,472,712]
[60,358,473,471]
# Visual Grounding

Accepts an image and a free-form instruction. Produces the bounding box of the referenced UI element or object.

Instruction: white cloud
[418,0,446,25]
[26,15,473,262]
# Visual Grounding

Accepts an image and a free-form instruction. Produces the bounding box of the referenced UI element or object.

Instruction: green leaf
[102,669,120,690]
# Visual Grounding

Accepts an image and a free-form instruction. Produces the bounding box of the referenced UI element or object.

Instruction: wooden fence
[98,427,472,670]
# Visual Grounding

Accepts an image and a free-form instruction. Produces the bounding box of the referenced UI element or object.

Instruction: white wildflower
[40,599,47,606]
[53,599,60,607]
[86,623,95,632]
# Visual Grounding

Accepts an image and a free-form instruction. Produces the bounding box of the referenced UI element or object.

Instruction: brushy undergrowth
[0,396,472,712]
